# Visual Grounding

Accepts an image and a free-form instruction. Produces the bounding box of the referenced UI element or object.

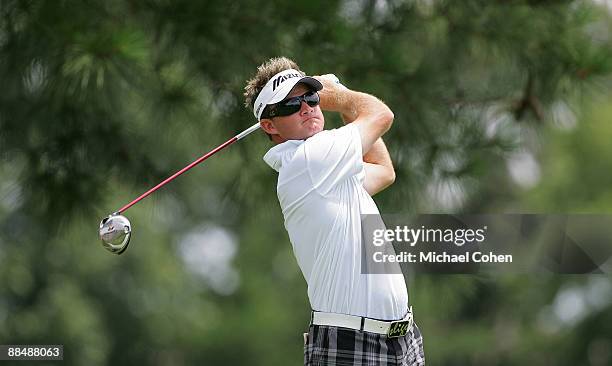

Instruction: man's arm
[315,76,396,195]
[316,78,394,154]
[340,112,395,195]
[362,141,396,195]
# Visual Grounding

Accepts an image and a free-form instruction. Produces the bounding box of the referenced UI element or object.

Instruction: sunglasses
[263,91,320,119]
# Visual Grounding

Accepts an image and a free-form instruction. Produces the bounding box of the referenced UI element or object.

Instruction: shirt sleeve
[304,124,364,195]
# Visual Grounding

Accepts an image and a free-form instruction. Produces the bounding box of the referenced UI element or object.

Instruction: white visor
[253,68,323,121]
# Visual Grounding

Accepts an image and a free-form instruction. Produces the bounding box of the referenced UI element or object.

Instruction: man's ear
[260,119,278,135]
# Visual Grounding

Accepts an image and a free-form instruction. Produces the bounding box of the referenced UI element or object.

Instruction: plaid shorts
[303,321,425,366]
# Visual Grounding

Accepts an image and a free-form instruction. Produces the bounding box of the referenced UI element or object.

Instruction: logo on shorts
[387,320,411,338]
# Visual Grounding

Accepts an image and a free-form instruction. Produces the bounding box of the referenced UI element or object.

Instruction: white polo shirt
[263,123,408,321]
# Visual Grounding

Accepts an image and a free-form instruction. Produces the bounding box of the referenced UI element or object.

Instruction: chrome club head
[99,214,132,255]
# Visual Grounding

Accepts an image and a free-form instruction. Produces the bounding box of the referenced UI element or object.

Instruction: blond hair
[243,57,303,111]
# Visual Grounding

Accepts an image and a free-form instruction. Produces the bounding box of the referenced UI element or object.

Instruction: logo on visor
[272,73,302,91]
[255,103,263,117]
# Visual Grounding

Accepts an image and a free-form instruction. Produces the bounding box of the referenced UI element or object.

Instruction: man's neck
[271,135,287,144]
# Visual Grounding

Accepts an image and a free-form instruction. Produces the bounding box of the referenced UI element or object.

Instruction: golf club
[99,122,261,254]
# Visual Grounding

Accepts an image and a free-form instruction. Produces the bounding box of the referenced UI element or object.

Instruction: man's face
[260,83,325,142]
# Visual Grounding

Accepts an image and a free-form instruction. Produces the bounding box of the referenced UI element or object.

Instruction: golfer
[244,57,425,365]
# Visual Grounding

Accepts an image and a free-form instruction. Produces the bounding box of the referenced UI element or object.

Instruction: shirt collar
[262,139,304,172]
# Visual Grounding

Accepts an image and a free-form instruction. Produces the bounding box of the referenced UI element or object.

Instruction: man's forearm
[323,89,390,128]
[315,75,396,191]
[341,114,393,169]
[362,138,396,195]
[364,138,393,167]
[342,110,396,195]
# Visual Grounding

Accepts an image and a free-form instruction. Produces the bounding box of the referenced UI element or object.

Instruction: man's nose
[299,100,313,114]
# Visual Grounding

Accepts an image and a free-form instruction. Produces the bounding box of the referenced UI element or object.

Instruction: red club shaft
[114,123,260,215]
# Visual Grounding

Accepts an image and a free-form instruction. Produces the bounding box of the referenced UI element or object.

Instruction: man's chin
[303,126,323,139]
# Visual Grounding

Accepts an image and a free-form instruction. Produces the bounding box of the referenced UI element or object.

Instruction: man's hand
[313,74,351,114]
[313,75,394,156]
[313,74,396,195]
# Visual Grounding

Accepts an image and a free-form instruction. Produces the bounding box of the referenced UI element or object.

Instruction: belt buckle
[387,315,413,338]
